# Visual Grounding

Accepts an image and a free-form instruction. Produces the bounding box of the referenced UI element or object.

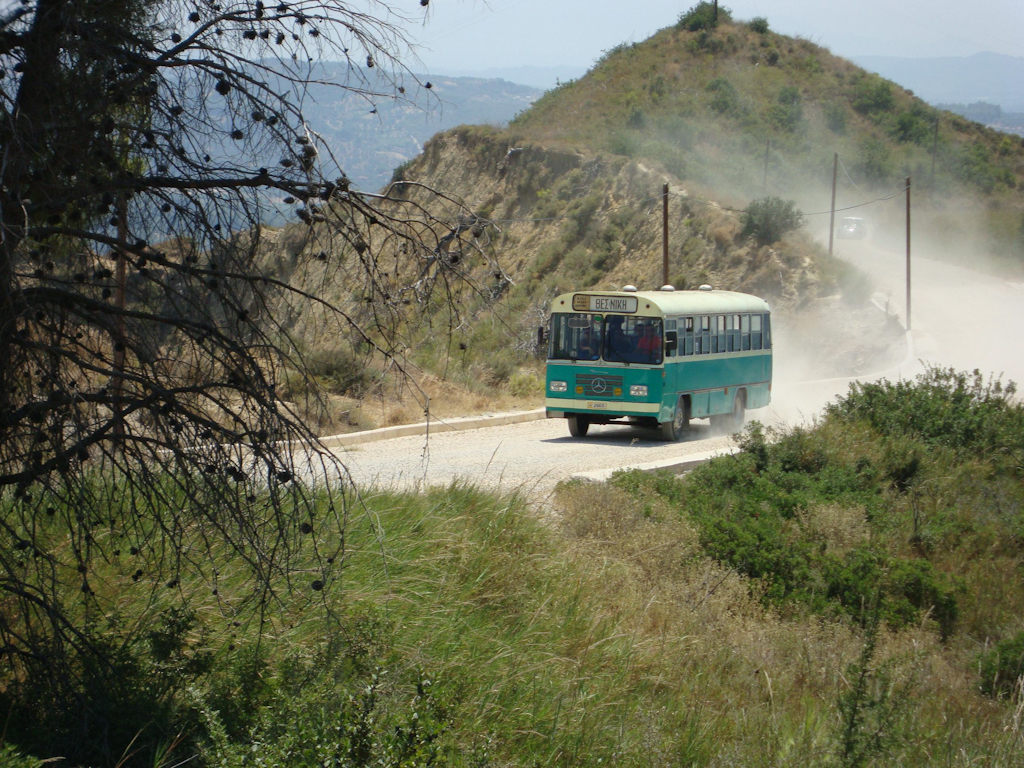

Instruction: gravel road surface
[318,411,741,502]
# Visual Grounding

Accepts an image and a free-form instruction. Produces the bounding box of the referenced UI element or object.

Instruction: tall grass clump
[2,482,724,766]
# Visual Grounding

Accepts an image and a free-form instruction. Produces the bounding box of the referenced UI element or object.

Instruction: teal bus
[544,285,772,439]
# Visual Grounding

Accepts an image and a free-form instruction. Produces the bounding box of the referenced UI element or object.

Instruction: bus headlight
[549,380,568,393]
[630,384,648,397]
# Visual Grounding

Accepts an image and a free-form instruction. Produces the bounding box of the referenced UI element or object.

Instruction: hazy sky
[395,0,1023,76]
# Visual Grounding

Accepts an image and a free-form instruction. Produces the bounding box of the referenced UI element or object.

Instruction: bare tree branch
[0,2,503,759]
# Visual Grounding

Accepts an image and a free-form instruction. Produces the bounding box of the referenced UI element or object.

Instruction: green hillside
[513,7,1024,256]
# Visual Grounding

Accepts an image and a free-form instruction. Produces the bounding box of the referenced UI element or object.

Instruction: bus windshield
[548,313,601,361]
[604,315,662,364]
[548,313,662,365]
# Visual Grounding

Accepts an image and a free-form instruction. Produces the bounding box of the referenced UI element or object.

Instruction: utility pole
[662,182,669,285]
[828,152,838,258]
[905,176,912,332]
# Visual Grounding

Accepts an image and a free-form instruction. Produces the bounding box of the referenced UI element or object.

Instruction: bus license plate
[587,401,608,409]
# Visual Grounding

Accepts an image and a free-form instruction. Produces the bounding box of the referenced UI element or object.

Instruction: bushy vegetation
[613,422,960,639]
[741,196,805,245]
[748,16,770,34]
[825,367,1023,458]
[4,368,1024,767]
[677,2,732,32]
[979,631,1024,699]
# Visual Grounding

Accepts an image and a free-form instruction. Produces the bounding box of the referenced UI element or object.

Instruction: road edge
[319,408,547,448]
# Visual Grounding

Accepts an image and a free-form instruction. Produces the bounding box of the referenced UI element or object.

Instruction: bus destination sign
[572,294,639,313]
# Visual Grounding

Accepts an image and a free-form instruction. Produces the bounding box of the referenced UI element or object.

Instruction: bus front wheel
[660,398,689,441]
[568,414,590,437]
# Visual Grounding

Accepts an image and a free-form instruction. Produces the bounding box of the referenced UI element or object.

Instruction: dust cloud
[761,211,1024,430]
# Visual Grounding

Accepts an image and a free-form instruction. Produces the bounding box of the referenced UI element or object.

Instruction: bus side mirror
[665,330,678,356]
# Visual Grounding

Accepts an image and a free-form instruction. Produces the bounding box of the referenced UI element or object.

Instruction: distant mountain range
[302,53,1024,194]
[293,63,541,192]
[851,52,1024,135]
[851,52,1024,111]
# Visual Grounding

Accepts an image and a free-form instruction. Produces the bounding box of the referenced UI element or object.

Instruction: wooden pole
[905,176,912,332]
[662,182,669,286]
[828,152,838,258]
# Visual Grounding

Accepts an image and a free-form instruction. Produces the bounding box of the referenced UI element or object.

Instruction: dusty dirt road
[323,415,739,502]
[312,240,1023,500]
[833,238,1024,386]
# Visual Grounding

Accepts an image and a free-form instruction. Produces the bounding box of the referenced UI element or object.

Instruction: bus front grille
[576,374,624,397]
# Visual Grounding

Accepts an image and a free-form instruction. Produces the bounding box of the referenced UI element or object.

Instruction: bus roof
[551,288,770,317]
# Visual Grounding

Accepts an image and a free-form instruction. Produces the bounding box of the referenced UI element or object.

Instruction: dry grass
[548,470,1024,766]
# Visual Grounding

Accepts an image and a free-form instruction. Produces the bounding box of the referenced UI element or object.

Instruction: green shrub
[978,631,1024,698]
[824,367,1024,460]
[706,77,740,116]
[305,344,376,397]
[836,609,911,768]
[856,137,892,183]
[0,607,210,767]
[0,744,45,768]
[953,143,1014,193]
[611,424,961,638]
[199,660,453,767]
[891,109,932,144]
[741,197,804,245]
[508,370,542,398]
[825,549,958,639]
[852,74,895,116]
[677,1,730,31]
[768,85,803,131]
[627,104,645,128]
[749,16,769,34]
[825,101,848,133]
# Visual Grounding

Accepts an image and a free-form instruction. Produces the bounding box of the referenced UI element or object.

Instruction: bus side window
[763,313,772,349]
[663,318,677,358]
[714,315,726,353]
[751,314,762,349]
[699,315,711,354]
[683,316,694,355]
[664,330,678,357]
[727,314,740,351]
[741,314,751,350]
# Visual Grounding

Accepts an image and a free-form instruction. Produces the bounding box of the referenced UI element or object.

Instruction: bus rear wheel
[660,398,689,441]
[711,390,746,433]
[568,414,590,437]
